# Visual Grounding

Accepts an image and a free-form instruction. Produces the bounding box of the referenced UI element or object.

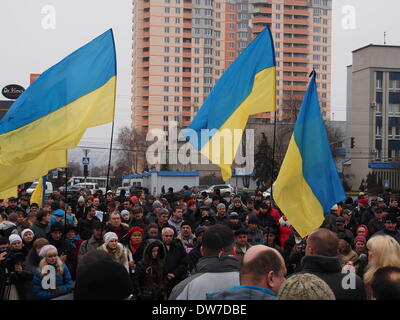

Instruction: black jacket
[298,255,366,300]
[164,239,188,296]
[374,229,400,244]
[77,217,100,241]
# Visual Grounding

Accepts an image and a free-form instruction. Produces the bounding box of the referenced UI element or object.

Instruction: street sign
[82,157,90,165]
[52,170,58,179]
[384,180,389,188]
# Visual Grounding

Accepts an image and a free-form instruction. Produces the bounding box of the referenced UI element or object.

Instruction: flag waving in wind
[0,29,116,192]
[273,73,346,238]
[30,176,46,208]
[184,26,276,181]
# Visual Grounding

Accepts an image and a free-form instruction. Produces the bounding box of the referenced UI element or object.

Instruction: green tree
[253,133,278,189]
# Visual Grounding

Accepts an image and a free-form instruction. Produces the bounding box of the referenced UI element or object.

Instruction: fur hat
[278,273,336,300]
[9,234,22,245]
[74,259,132,300]
[103,232,118,245]
[121,210,130,217]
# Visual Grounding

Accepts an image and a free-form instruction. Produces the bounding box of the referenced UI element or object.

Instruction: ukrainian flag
[30,176,46,208]
[273,74,346,238]
[0,29,116,166]
[184,27,276,181]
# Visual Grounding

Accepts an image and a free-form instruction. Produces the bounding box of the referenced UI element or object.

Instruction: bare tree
[115,126,149,175]
[281,93,303,121]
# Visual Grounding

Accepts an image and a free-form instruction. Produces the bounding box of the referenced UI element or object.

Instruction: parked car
[191,185,209,193]
[129,186,144,196]
[204,184,234,195]
[116,187,131,197]
[26,181,54,196]
[74,183,99,195]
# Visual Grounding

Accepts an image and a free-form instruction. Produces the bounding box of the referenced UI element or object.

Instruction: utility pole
[83,149,90,186]
[384,32,387,45]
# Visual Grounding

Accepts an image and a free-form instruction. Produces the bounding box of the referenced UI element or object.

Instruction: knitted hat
[187,200,196,207]
[9,234,22,245]
[74,259,132,300]
[248,215,259,225]
[39,244,58,258]
[331,204,338,211]
[195,226,206,236]
[152,200,162,208]
[121,210,130,217]
[216,203,226,209]
[127,226,144,238]
[354,235,366,245]
[229,212,239,219]
[103,232,118,245]
[358,198,367,206]
[335,217,346,225]
[384,213,398,224]
[21,228,34,239]
[130,196,138,203]
[278,273,336,300]
[357,224,369,238]
[181,221,192,230]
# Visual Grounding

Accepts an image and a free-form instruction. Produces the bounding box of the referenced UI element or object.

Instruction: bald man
[206,245,287,300]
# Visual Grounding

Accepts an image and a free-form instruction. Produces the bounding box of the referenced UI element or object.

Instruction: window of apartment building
[194,87,199,93]
[313,45,320,51]
[194,8,200,15]
[275,33,280,39]
[229,52,235,58]
[164,47,169,53]
[175,8,181,14]
[313,36,321,42]
[313,17,321,24]
[314,8,321,16]
[205,9,212,16]
[175,76,180,83]
[214,31,221,38]
[164,27,170,33]
[275,42,280,48]
[389,72,400,89]
[204,58,213,64]
[216,3,221,9]
[175,47,180,53]
[175,87,180,92]
[165,0,170,3]
[163,116,168,121]
[229,33,235,39]
[205,29,212,36]
[176,0,180,3]
[175,18,181,24]
[216,41,220,47]
[164,76,169,82]
[195,38,200,44]
[322,56,328,62]
[195,67,199,73]
[164,56,169,63]
[322,65,327,71]
[323,28,328,34]
[175,57,180,63]
[276,4,281,10]
[195,0,200,4]
[275,23,280,29]
[323,19,328,25]
[276,14,281,20]
[175,27,180,34]
[164,37,169,43]
[215,70,220,75]
[204,38,212,45]
[204,19,212,26]
[194,18,200,25]
[163,125,168,132]
[276,52,280,58]
[229,42,234,48]
[204,87,211,94]
[204,67,212,74]
[174,96,180,102]
[323,47,328,53]
[194,97,200,103]
[164,96,169,102]
[322,74,327,80]
[165,7,170,13]
[175,38,180,43]
[175,67,180,73]
[194,77,199,83]
[164,66,169,73]
[174,106,180,112]
[163,86,169,92]
[215,12,221,19]
[194,58,200,64]
[230,14,235,20]
[164,106,169,112]
[204,48,213,55]
[165,17,170,23]
[323,37,328,43]
[313,26,321,33]
[230,4,235,10]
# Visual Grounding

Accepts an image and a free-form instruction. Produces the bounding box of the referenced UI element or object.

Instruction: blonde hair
[39,249,64,276]
[364,235,400,298]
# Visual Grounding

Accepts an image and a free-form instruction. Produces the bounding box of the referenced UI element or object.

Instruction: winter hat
[330,204,338,211]
[187,200,196,207]
[39,244,58,258]
[229,212,239,219]
[180,221,192,230]
[78,196,85,203]
[335,217,346,225]
[21,228,34,239]
[248,215,259,225]
[216,203,226,209]
[279,217,291,227]
[74,259,132,300]
[127,226,144,238]
[358,198,367,206]
[195,226,206,236]
[384,213,398,224]
[354,235,366,246]
[103,232,118,245]
[130,196,139,203]
[50,221,64,233]
[9,234,22,245]
[278,273,335,300]
[152,200,162,208]
[121,210,130,218]
[234,229,248,236]
[357,224,369,238]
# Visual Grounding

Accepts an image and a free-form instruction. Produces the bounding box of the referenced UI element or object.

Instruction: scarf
[68,235,81,249]
[129,239,142,255]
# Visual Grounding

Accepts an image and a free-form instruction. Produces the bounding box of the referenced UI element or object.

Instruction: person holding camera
[32,244,73,300]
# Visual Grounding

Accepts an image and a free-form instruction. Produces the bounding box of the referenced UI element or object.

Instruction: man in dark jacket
[373,213,400,243]
[297,228,366,300]
[77,206,100,240]
[161,227,188,297]
[169,224,240,300]
[78,221,105,262]
[30,210,51,239]
[105,212,130,245]
[367,207,385,236]
[333,217,354,245]
[207,245,286,300]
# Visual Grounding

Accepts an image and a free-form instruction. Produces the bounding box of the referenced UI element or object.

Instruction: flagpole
[270,110,277,202]
[106,29,117,193]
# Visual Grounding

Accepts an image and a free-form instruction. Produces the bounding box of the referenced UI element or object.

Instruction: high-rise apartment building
[132,0,332,152]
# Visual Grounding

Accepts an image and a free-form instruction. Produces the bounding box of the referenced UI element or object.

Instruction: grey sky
[0,0,399,164]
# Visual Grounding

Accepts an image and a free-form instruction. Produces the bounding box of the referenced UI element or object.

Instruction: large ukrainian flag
[184,27,276,181]
[273,74,346,238]
[0,29,116,166]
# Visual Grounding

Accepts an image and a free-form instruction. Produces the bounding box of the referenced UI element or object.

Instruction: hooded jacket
[0,221,18,238]
[134,239,168,300]
[169,255,240,300]
[30,220,50,239]
[298,255,366,300]
[206,285,277,300]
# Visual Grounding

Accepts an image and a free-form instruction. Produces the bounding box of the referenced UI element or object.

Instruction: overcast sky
[0,0,399,164]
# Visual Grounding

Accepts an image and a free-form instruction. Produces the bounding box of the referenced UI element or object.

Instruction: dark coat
[77,217,100,241]
[298,255,366,300]
[164,239,188,296]
[207,286,277,300]
[367,218,385,236]
[373,228,400,244]
[30,220,50,239]
[256,212,276,229]
[105,224,130,245]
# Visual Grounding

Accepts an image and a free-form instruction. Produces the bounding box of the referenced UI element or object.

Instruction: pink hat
[354,235,366,245]
[39,245,58,258]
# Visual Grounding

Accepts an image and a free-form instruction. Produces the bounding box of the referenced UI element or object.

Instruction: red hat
[357,224,369,238]
[130,196,139,203]
[187,200,196,207]
[358,198,367,206]
[128,226,144,237]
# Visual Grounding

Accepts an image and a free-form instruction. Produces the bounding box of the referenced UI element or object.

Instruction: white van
[26,181,54,195]
[74,182,104,195]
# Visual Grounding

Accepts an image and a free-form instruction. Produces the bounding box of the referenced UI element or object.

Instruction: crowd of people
[1,185,400,300]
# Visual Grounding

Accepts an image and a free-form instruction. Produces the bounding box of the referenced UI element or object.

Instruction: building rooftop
[353,44,400,53]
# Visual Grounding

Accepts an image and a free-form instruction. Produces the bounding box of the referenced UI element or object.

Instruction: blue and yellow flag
[30,176,46,208]
[273,74,346,238]
[0,29,117,166]
[184,27,276,181]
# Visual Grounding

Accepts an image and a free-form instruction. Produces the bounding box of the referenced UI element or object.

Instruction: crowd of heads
[0,187,400,300]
